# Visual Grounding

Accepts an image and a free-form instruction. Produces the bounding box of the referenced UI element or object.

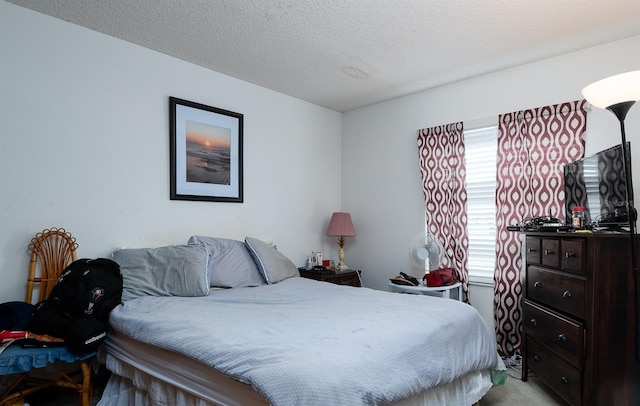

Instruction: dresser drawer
[525,236,541,264]
[332,274,360,286]
[527,266,585,319]
[561,239,586,275]
[541,239,560,268]
[523,300,584,367]
[527,337,582,406]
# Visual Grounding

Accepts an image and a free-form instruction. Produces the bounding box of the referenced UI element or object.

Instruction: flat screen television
[563,143,631,228]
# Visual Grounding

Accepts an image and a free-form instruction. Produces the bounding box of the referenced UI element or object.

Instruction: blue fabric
[0,343,95,375]
[0,302,34,331]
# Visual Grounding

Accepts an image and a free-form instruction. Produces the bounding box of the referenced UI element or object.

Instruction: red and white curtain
[494,100,587,355]
[418,122,470,302]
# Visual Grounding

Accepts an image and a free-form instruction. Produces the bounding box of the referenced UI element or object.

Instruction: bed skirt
[97,345,496,406]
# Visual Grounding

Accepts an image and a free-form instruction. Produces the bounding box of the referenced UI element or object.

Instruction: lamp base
[337,245,348,271]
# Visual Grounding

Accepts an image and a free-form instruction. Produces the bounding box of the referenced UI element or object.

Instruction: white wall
[0,2,343,301]
[342,35,640,328]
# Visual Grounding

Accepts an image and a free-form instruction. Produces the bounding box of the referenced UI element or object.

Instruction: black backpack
[47,258,123,322]
[28,258,123,354]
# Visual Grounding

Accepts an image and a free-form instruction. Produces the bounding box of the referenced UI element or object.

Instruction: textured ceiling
[7,0,640,112]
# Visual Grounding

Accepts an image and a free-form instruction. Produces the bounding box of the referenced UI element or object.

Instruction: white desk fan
[408,233,445,280]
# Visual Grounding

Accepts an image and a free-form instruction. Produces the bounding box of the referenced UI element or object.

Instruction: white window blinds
[464,124,498,284]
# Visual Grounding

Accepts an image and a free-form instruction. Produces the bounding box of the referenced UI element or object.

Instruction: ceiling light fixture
[341,66,370,79]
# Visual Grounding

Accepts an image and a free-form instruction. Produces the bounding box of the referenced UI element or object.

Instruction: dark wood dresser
[521,232,637,406]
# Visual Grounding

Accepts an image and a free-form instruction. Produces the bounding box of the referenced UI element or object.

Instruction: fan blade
[416,247,429,260]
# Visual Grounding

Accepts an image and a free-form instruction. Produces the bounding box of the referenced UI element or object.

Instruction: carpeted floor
[5,366,110,406]
[480,368,566,406]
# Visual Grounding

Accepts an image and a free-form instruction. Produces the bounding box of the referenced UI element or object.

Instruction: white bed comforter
[108,277,501,406]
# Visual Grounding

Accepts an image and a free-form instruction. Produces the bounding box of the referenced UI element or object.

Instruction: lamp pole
[607,101,639,363]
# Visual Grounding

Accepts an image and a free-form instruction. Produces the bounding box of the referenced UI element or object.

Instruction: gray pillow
[112,244,209,301]
[188,236,266,288]
[245,237,299,284]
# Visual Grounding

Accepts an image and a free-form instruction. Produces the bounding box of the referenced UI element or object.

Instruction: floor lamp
[582,70,640,363]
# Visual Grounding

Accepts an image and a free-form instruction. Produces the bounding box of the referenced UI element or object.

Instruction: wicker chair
[0,228,94,406]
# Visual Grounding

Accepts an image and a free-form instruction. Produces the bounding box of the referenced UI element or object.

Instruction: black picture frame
[169,97,243,203]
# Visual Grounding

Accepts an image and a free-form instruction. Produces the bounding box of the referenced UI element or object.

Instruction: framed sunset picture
[169,97,243,202]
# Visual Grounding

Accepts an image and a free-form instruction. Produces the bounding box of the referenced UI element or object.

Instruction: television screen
[563,143,630,227]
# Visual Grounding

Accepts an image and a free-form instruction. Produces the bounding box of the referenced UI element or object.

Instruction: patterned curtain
[494,100,587,355]
[417,122,470,302]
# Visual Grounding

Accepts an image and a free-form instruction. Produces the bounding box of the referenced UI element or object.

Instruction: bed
[97,236,505,406]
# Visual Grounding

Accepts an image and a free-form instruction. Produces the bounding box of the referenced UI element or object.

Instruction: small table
[299,269,362,287]
[388,281,462,301]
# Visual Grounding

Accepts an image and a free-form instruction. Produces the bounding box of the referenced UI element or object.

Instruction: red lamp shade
[326,212,356,237]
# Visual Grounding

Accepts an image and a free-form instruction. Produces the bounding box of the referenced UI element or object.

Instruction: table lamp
[326,212,356,270]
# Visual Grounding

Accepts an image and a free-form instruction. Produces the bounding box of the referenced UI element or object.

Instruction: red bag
[423,268,459,287]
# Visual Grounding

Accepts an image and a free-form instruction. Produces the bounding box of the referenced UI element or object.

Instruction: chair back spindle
[25,227,78,303]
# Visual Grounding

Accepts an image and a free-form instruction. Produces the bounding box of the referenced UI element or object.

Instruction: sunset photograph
[185,120,231,185]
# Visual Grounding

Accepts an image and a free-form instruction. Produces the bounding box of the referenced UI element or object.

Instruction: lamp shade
[326,212,356,237]
[581,70,640,109]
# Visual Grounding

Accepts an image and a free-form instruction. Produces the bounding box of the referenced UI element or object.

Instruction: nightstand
[388,281,462,301]
[298,269,362,287]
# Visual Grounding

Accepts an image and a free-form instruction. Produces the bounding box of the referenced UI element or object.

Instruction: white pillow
[245,237,299,284]
[112,244,209,301]
[187,236,266,288]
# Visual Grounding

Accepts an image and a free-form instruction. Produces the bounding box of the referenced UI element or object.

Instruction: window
[464,121,498,285]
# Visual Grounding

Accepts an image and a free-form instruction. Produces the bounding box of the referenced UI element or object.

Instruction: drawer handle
[530,318,537,327]
[533,281,542,288]
[561,376,570,385]
[533,355,541,363]
[563,290,573,299]
[528,248,537,253]
[544,249,554,256]
[565,252,576,258]
[558,334,567,343]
